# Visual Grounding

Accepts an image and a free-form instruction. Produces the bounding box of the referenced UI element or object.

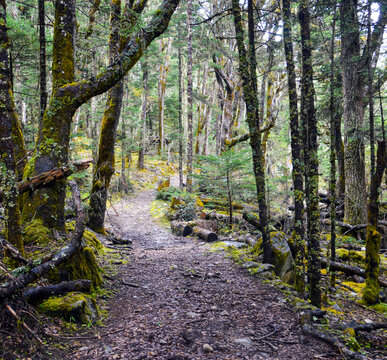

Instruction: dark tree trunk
[178,45,184,189]
[38,0,47,126]
[232,0,272,264]
[299,0,321,307]
[138,56,148,170]
[363,140,386,304]
[282,0,305,292]
[186,0,193,192]
[0,1,24,256]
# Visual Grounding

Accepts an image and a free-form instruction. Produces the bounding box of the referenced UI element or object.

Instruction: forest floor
[64,185,339,360]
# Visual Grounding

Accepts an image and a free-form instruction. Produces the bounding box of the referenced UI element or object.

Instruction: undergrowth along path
[69,188,337,360]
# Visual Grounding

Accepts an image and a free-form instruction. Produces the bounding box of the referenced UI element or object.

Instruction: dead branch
[0,181,85,302]
[302,325,367,360]
[0,237,28,264]
[23,280,92,305]
[343,322,387,334]
[0,159,92,204]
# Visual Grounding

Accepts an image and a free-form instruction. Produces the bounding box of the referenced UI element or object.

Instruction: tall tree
[186,0,193,192]
[282,0,305,292]
[232,0,272,264]
[0,0,24,255]
[138,56,148,170]
[340,0,386,226]
[299,0,321,307]
[38,0,47,126]
[22,0,181,230]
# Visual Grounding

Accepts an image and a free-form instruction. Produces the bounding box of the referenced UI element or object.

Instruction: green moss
[22,219,51,245]
[49,246,103,290]
[38,292,98,324]
[336,248,365,263]
[370,302,387,315]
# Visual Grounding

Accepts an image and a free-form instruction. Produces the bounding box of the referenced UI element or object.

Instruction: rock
[159,339,167,345]
[157,178,170,191]
[220,310,229,316]
[364,318,373,324]
[255,263,275,274]
[219,241,247,249]
[203,344,214,352]
[242,261,260,269]
[234,337,253,347]
[187,311,200,318]
[254,232,295,283]
[330,303,343,312]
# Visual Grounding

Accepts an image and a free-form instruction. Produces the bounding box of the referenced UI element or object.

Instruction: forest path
[69,187,336,360]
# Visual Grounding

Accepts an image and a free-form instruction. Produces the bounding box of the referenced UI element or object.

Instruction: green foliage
[156,186,182,201]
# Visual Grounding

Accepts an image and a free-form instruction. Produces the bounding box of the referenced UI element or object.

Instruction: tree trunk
[178,45,184,189]
[299,0,321,307]
[38,0,47,127]
[22,0,180,230]
[186,0,193,192]
[282,0,305,293]
[0,1,24,256]
[363,140,386,304]
[158,38,172,156]
[340,0,366,226]
[232,0,272,264]
[138,56,148,170]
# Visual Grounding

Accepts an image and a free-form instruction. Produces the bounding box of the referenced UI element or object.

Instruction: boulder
[254,231,295,283]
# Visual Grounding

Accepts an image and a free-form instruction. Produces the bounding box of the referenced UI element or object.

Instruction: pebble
[203,344,214,352]
[331,303,343,312]
[220,310,229,316]
[364,318,373,324]
[234,337,253,347]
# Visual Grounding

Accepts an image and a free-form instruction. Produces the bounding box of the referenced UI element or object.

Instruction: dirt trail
[69,188,337,360]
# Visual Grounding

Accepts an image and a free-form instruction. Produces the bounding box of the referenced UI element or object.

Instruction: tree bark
[186,0,193,192]
[38,0,47,127]
[232,0,272,264]
[193,227,218,242]
[282,0,305,293]
[299,0,321,307]
[0,2,24,256]
[138,56,148,170]
[178,44,184,189]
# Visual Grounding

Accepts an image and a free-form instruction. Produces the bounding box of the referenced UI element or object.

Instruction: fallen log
[200,197,244,210]
[23,280,92,305]
[0,159,92,203]
[171,221,193,237]
[0,181,85,302]
[321,219,387,230]
[202,211,242,223]
[193,227,218,242]
[243,212,261,230]
[320,259,387,287]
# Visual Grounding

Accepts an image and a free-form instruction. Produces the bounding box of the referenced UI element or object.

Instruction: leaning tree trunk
[232,0,272,264]
[0,1,24,256]
[282,0,305,293]
[22,0,180,230]
[299,0,321,307]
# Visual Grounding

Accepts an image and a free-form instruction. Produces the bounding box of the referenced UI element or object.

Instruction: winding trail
[69,188,337,360]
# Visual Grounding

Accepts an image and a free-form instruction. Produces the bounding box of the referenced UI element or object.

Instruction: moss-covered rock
[37,292,98,324]
[336,248,365,263]
[254,231,295,284]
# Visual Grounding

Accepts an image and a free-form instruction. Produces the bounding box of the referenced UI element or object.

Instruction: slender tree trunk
[138,56,148,170]
[38,0,47,127]
[329,2,337,285]
[299,0,321,307]
[186,0,193,192]
[363,140,386,304]
[232,0,272,264]
[0,1,24,256]
[158,38,171,156]
[178,45,184,189]
[282,0,305,293]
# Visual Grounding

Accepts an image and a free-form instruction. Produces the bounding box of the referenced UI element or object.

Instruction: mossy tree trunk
[232,0,272,264]
[299,0,321,307]
[22,0,180,230]
[38,0,47,127]
[178,45,184,189]
[88,0,148,233]
[282,0,305,293]
[0,0,24,256]
[137,56,148,170]
[363,140,386,305]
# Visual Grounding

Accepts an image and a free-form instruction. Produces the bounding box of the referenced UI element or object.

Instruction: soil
[66,187,338,360]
